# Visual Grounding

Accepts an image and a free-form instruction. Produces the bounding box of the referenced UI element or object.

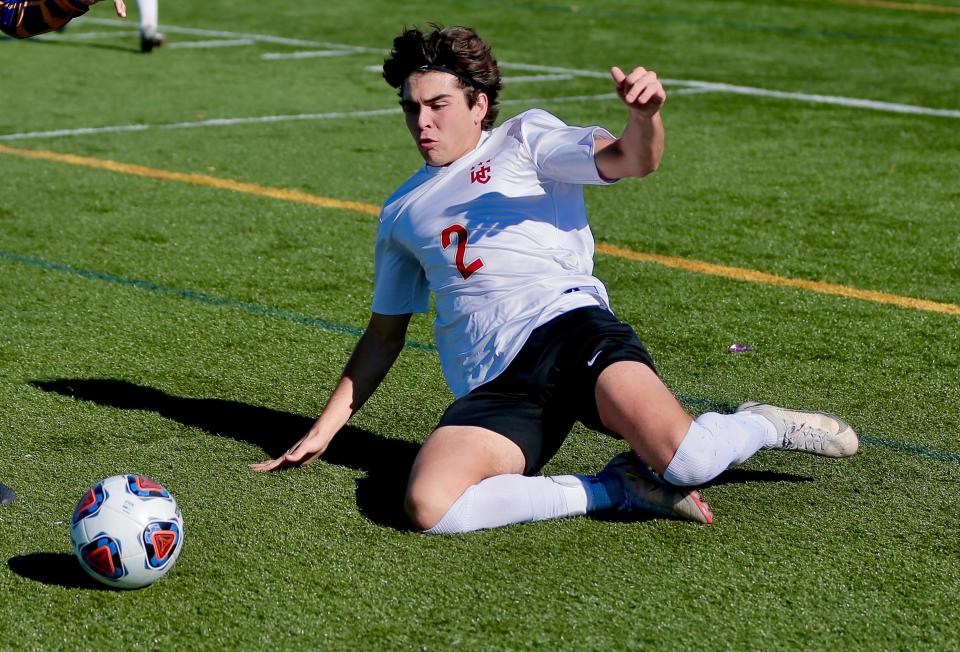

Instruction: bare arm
[249,312,412,472]
[594,66,666,180]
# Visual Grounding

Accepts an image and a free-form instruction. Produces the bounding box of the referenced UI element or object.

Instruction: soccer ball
[70,474,184,589]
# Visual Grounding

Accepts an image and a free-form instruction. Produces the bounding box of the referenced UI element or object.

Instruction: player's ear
[473,91,489,125]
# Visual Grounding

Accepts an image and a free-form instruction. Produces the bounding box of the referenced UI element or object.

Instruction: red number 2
[441,224,484,280]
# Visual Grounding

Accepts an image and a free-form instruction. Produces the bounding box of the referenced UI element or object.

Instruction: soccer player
[251,25,860,533]
[2,0,160,53]
[2,0,128,511]
[134,0,161,53]
[0,0,125,38]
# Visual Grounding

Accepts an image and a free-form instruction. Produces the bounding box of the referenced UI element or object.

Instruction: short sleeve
[371,225,430,315]
[518,109,617,185]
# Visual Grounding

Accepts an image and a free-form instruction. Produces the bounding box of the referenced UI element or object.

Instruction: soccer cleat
[599,452,713,524]
[0,482,16,505]
[737,401,860,458]
[140,31,164,53]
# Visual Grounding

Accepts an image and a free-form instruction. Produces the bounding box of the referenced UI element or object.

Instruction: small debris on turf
[728,343,754,354]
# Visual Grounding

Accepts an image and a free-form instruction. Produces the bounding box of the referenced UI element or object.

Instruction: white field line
[262,50,363,60]
[503,74,575,83]
[76,17,384,52]
[166,39,257,49]
[0,95,633,142]
[668,87,723,96]
[0,72,950,141]
[8,18,958,143]
[671,80,960,118]
[492,62,960,118]
[0,109,402,141]
[499,62,609,79]
[0,125,152,140]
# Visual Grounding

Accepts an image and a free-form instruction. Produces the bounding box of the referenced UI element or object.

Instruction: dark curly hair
[383,25,502,130]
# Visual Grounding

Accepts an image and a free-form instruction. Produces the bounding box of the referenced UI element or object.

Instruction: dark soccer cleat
[0,482,16,505]
[140,31,164,53]
[600,452,713,524]
[737,401,860,458]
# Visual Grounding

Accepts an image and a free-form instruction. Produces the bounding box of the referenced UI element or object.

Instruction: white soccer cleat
[600,453,713,524]
[737,401,860,458]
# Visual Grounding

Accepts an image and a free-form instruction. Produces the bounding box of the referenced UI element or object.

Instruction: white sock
[663,411,777,487]
[424,474,593,535]
[137,0,158,36]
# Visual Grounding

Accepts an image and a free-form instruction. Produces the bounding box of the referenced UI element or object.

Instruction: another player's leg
[136,0,162,52]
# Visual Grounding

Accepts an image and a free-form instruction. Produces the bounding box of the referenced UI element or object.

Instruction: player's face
[401,72,487,167]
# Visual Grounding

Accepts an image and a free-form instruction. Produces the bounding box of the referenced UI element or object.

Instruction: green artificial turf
[1,0,958,649]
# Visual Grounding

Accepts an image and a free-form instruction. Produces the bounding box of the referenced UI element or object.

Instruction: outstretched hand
[79,0,127,18]
[248,432,331,473]
[611,66,666,117]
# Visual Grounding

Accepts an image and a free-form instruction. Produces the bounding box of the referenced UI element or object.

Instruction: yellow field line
[2,143,958,317]
[0,144,380,216]
[829,0,960,14]
[596,244,960,316]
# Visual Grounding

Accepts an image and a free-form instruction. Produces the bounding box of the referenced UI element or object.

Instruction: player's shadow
[17,37,143,54]
[7,552,112,591]
[29,378,419,530]
[699,468,814,489]
[589,468,813,523]
[26,379,815,536]
[444,190,587,241]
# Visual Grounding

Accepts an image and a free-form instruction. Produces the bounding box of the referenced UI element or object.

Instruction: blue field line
[673,393,960,464]
[4,249,958,464]
[0,250,436,351]
[858,434,960,463]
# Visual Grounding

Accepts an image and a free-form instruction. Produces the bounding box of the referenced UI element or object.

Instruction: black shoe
[0,483,16,505]
[140,31,164,53]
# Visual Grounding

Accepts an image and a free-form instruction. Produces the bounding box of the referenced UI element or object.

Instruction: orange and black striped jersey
[1,0,89,39]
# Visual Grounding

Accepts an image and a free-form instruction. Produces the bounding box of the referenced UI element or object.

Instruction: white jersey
[373,109,617,397]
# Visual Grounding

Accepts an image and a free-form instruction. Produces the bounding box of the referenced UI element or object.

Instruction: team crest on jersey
[470,159,492,184]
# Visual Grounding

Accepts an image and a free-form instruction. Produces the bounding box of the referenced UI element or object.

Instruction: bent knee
[404,481,462,532]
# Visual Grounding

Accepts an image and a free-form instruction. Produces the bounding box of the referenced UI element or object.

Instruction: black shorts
[436,306,656,475]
